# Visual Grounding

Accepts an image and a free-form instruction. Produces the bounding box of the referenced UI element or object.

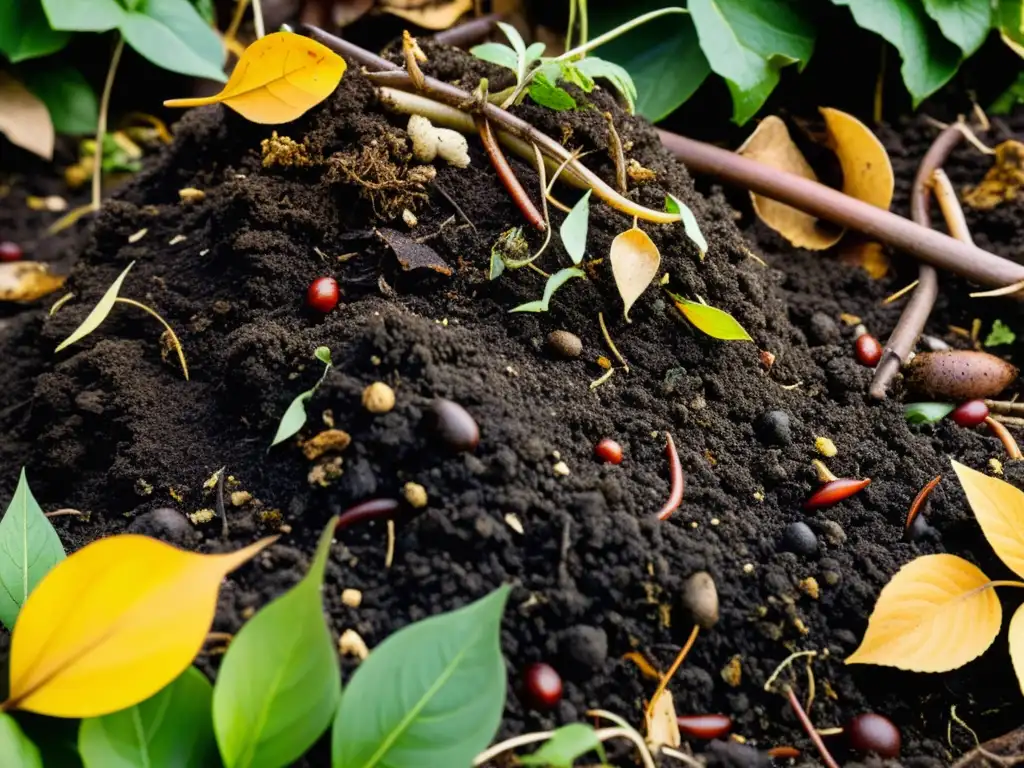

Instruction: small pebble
[809,312,840,345]
[362,382,396,414]
[427,398,479,452]
[782,522,818,557]
[128,507,194,546]
[681,571,719,629]
[820,520,847,546]
[756,410,792,446]
[553,461,570,477]
[547,330,582,359]
[341,588,362,607]
[402,481,428,509]
[339,629,369,660]
[846,713,901,758]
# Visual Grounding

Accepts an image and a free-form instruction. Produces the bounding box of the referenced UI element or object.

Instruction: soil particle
[559,624,608,675]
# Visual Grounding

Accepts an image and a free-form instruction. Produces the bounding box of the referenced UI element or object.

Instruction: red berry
[595,438,623,464]
[846,713,900,758]
[676,714,732,739]
[522,662,562,711]
[307,276,339,313]
[854,334,883,367]
[951,399,989,428]
[0,242,23,262]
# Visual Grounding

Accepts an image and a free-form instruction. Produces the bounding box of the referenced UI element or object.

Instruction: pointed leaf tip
[951,459,1024,579]
[55,261,134,353]
[610,227,660,321]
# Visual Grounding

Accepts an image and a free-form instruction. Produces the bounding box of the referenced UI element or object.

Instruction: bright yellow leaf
[6,534,276,718]
[163,31,346,124]
[820,107,894,211]
[380,0,473,30]
[845,554,1000,672]
[610,227,660,322]
[1008,603,1024,696]
[952,459,1024,579]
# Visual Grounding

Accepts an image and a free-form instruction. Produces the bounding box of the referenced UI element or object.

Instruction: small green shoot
[528,72,578,111]
[668,292,752,341]
[55,260,134,353]
[511,267,586,313]
[985,319,1016,347]
[666,194,708,260]
[905,402,955,425]
[519,723,607,767]
[270,346,333,448]
[490,227,529,279]
[560,189,592,265]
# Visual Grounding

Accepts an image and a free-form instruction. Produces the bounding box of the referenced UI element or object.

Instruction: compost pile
[2,41,1023,767]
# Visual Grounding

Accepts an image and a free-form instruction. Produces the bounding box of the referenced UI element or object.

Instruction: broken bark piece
[376,228,452,275]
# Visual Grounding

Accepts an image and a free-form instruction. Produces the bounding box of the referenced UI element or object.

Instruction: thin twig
[644,625,699,723]
[385,519,395,567]
[477,117,545,230]
[225,0,250,40]
[661,747,703,768]
[114,298,190,380]
[868,125,962,400]
[44,508,85,518]
[932,168,973,244]
[882,280,920,304]
[906,475,941,531]
[93,35,125,212]
[785,686,840,768]
[599,311,629,372]
[987,400,1024,416]
[214,466,228,538]
[986,416,1023,460]
[431,181,477,233]
[994,415,1024,428]
[605,112,628,194]
[430,14,503,47]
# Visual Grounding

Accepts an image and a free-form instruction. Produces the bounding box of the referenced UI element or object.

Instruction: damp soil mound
[2,43,1024,766]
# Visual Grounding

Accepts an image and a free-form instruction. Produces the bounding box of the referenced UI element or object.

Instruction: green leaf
[18,714,82,768]
[192,0,216,24]
[55,261,133,353]
[79,667,217,768]
[831,0,961,106]
[991,70,1024,114]
[489,249,505,280]
[0,469,65,630]
[904,401,955,424]
[985,319,1016,348]
[689,0,815,124]
[922,0,992,56]
[41,0,125,31]
[0,713,42,768]
[510,267,586,313]
[560,190,592,265]
[586,3,706,120]
[559,63,594,92]
[469,42,519,72]
[666,194,708,260]
[331,585,510,768]
[528,73,577,110]
[0,0,71,62]
[673,297,752,341]
[519,724,607,768]
[496,21,527,61]
[314,345,332,365]
[214,518,341,768]
[22,67,98,135]
[121,0,227,82]
[270,348,333,448]
[996,0,1024,49]
[524,41,546,67]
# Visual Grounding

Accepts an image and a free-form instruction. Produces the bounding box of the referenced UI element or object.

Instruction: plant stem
[225,0,250,40]
[986,416,1023,460]
[566,0,577,50]
[473,731,554,765]
[785,686,840,768]
[554,7,686,62]
[644,624,699,723]
[430,14,503,48]
[476,116,545,230]
[251,0,265,38]
[114,298,189,380]
[932,168,972,243]
[578,0,589,52]
[93,35,125,212]
[985,400,1024,416]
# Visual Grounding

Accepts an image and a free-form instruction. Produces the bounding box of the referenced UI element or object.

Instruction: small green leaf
[524,41,546,67]
[0,0,71,62]
[469,42,519,72]
[559,63,594,92]
[985,319,1016,348]
[120,0,227,82]
[560,190,592,265]
[922,0,991,56]
[22,68,98,135]
[331,585,510,768]
[904,401,955,424]
[510,267,586,313]
[666,194,708,260]
[314,345,332,365]
[519,724,607,767]
[55,261,134,353]
[0,713,42,768]
[991,71,1024,115]
[489,249,505,280]
[214,518,341,768]
[192,0,216,24]
[528,74,577,110]
[41,0,125,32]
[574,57,638,111]
[496,21,527,60]
[79,666,217,768]
[271,348,333,448]
[673,297,752,341]
[0,469,65,630]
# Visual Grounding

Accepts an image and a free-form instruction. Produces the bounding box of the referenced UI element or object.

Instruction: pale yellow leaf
[380,0,473,29]
[164,31,346,124]
[0,73,54,161]
[610,227,660,322]
[1008,603,1024,696]
[55,261,134,353]
[645,689,680,750]
[952,460,1024,579]
[845,553,999,672]
[0,262,66,302]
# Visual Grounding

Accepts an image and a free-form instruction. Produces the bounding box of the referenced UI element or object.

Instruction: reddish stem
[476,116,546,231]
[985,417,1023,460]
[336,498,401,531]
[785,686,840,768]
[905,475,941,530]
[657,432,684,521]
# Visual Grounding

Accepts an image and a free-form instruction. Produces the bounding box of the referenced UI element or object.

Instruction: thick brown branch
[430,14,503,48]
[476,116,546,230]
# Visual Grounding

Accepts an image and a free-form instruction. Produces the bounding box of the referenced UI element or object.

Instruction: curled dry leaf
[737,109,893,252]
[0,262,66,302]
[0,72,54,161]
[845,553,1000,672]
[163,31,346,124]
[962,140,1024,211]
[951,460,1024,579]
[645,689,681,750]
[1009,604,1024,696]
[610,227,660,321]
[380,0,473,30]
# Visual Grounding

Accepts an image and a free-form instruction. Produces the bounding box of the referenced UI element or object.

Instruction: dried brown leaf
[962,140,1024,211]
[0,262,66,302]
[379,0,473,29]
[610,227,660,321]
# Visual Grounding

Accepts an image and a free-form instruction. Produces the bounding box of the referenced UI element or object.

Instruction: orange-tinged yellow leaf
[0,262,66,302]
[163,31,346,124]
[845,553,999,672]
[952,460,1024,579]
[380,0,473,29]
[6,534,276,718]
[610,226,660,322]
[1009,603,1024,696]
[820,107,894,211]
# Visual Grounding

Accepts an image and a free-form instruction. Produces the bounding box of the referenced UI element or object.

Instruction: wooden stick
[476,116,546,230]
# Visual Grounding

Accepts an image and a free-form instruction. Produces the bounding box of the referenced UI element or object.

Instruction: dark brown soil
[2,40,1024,768]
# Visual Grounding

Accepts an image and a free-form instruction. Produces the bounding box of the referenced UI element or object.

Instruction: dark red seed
[307,276,339,313]
[854,334,883,367]
[804,478,871,510]
[767,746,801,759]
[429,398,479,452]
[846,713,900,758]
[676,714,732,740]
[951,399,989,428]
[0,241,22,262]
[522,663,562,710]
[595,438,623,464]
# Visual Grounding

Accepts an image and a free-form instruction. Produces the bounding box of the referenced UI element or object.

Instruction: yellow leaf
[0,262,66,302]
[645,689,680,750]
[845,553,1000,672]
[820,107,894,211]
[962,141,1024,212]
[380,0,473,30]
[610,227,660,322]
[0,73,54,161]
[952,460,1024,579]
[163,31,346,124]
[6,534,276,717]
[1008,603,1024,696]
